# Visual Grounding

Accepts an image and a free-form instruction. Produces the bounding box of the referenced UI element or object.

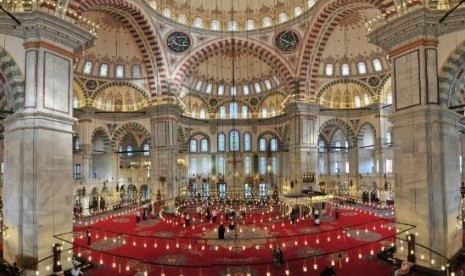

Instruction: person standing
[218,223,225,240]
[272,246,283,268]
[335,205,339,219]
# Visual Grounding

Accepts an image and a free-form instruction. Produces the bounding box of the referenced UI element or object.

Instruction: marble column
[368,8,462,268]
[285,102,319,194]
[0,11,94,274]
[460,134,465,179]
[148,103,182,209]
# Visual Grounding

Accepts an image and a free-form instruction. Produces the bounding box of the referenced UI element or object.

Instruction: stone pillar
[0,11,94,274]
[368,8,462,268]
[75,113,93,182]
[285,102,319,194]
[148,104,182,208]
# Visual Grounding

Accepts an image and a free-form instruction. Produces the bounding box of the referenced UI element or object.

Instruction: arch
[318,118,357,148]
[91,126,111,146]
[297,0,402,100]
[257,130,281,141]
[438,39,465,107]
[357,122,377,147]
[77,0,167,97]
[172,38,295,95]
[111,122,151,150]
[187,131,210,142]
[0,46,25,111]
[89,81,151,103]
[316,79,376,101]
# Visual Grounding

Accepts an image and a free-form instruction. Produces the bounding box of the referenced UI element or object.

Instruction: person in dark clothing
[335,205,340,219]
[272,246,283,268]
[86,229,91,245]
[218,223,225,240]
[320,265,336,276]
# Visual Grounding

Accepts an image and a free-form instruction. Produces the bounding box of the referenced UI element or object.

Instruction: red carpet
[66,202,404,275]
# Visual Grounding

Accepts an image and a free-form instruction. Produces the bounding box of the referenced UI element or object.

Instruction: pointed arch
[318,118,357,148]
[76,0,167,98]
[0,46,25,111]
[172,38,295,95]
[111,122,151,150]
[438,39,465,107]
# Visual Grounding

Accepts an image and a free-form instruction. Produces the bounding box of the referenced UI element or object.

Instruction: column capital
[0,10,95,54]
[368,7,441,52]
[284,102,320,118]
[147,103,184,121]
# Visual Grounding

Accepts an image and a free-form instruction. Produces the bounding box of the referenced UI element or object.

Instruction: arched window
[261,108,268,118]
[199,108,206,119]
[244,132,252,151]
[83,61,93,75]
[210,20,221,31]
[335,140,341,152]
[105,99,112,111]
[357,62,367,75]
[373,58,383,72]
[218,133,226,152]
[245,19,255,30]
[386,131,392,144]
[243,85,250,95]
[341,63,350,76]
[271,109,277,117]
[308,0,316,8]
[191,109,197,118]
[143,143,150,156]
[189,139,198,153]
[244,157,252,175]
[73,96,79,108]
[259,137,267,152]
[228,20,238,31]
[99,63,109,77]
[162,8,172,18]
[318,140,325,152]
[262,16,272,27]
[195,80,203,91]
[95,97,103,109]
[241,106,249,118]
[193,17,204,28]
[205,84,213,94]
[270,138,278,152]
[229,130,240,152]
[325,64,334,76]
[219,106,226,119]
[217,85,225,95]
[264,79,272,90]
[254,83,262,93]
[364,94,371,105]
[386,93,393,104]
[200,139,209,152]
[294,6,303,16]
[259,157,267,174]
[177,14,187,23]
[230,85,237,96]
[354,96,361,108]
[131,64,142,78]
[229,102,238,118]
[115,64,124,78]
[127,145,133,157]
[278,12,289,23]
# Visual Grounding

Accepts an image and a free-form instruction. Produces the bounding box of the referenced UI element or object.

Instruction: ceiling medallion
[166,31,191,53]
[85,79,98,90]
[368,77,380,87]
[275,31,299,52]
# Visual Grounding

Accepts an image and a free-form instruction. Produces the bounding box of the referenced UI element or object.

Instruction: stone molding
[0,10,95,53]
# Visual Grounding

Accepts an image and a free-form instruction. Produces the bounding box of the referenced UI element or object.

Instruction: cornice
[367,7,441,51]
[0,10,95,53]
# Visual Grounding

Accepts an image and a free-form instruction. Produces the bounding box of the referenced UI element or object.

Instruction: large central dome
[145,0,318,31]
